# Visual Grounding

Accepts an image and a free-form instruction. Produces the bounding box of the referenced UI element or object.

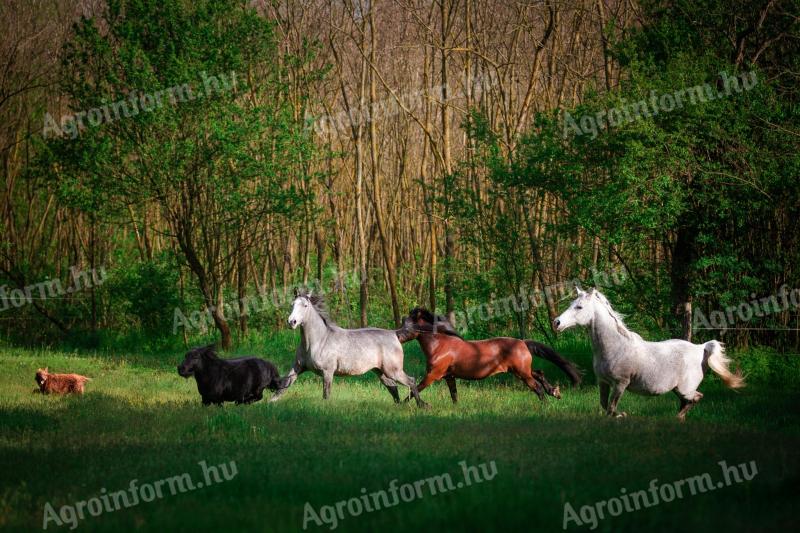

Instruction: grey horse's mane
[593,290,641,340]
[297,289,337,327]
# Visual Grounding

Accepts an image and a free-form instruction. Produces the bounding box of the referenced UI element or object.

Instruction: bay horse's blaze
[398,308,581,403]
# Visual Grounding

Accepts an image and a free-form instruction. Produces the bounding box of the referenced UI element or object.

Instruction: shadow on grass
[2,395,798,532]
[1,364,800,532]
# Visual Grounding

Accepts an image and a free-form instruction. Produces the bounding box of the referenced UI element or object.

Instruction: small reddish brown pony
[35,368,91,395]
[398,308,581,403]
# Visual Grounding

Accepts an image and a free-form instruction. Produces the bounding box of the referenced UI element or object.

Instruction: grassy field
[0,333,798,532]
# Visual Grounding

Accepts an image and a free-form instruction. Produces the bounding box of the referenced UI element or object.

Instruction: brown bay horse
[397,308,582,403]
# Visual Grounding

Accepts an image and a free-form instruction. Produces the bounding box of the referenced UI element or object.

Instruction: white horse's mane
[298,290,337,327]
[593,290,641,340]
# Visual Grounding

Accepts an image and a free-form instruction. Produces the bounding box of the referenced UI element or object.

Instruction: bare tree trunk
[89,213,97,336]
[368,4,401,326]
[440,0,456,324]
[355,40,370,327]
[211,295,233,349]
[596,0,613,91]
[671,224,696,341]
[237,237,248,339]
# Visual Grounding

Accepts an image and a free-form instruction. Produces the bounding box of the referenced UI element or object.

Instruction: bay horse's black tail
[524,340,582,386]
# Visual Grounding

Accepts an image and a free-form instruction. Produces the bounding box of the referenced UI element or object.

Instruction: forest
[1,0,798,352]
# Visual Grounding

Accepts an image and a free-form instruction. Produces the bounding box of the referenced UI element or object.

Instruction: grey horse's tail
[275,374,294,390]
[704,341,745,389]
[524,340,582,386]
[395,326,416,343]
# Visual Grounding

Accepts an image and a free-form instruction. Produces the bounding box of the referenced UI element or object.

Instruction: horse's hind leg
[373,369,400,403]
[248,390,264,403]
[517,372,546,401]
[510,366,545,401]
[675,390,703,421]
[390,371,429,408]
[533,370,561,399]
[445,375,458,403]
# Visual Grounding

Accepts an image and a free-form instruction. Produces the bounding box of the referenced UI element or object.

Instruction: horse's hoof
[552,386,562,399]
[614,412,627,418]
[418,402,431,409]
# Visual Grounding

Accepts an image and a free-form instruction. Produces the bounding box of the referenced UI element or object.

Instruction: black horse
[177,344,281,405]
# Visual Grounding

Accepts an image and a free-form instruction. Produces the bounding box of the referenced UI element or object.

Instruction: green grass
[0,336,798,532]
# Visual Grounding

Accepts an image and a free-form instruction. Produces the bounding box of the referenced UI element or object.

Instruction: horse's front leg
[322,369,334,400]
[607,380,629,417]
[403,364,445,403]
[599,382,610,412]
[269,361,305,402]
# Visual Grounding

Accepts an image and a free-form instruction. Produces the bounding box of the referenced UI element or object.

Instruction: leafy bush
[106,253,182,336]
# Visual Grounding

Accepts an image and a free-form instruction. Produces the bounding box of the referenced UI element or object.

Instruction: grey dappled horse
[270,290,427,407]
[554,287,744,419]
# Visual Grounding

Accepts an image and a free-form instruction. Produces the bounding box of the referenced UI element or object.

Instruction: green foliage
[735,346,800,387]
[47,0,315,218]
[105,253,182,334]
[462,0,800,343]
[32,0,326,347]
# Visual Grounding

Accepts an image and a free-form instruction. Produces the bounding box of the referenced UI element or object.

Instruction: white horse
[269,290,427,407]
[554,287,744,419]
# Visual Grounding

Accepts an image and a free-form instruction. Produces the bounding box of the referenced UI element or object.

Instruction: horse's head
[407,307,433,326]
[395,314,421,342]
[178,344,216,377]
[553,286,599,332]
[405,307,462,338]
[289,289,334,329]
[288,290,314,329]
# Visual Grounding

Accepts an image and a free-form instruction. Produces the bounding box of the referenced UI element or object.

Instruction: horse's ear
[293,287,299,298]
[588,288,597,296]
[575,284,584,296]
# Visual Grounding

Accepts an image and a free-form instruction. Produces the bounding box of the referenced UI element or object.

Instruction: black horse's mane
[409,307,463,339]
[192,344,220,359]
[296,288,337,327]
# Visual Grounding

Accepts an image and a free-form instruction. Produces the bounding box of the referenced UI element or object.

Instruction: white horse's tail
[704,341,745,389]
